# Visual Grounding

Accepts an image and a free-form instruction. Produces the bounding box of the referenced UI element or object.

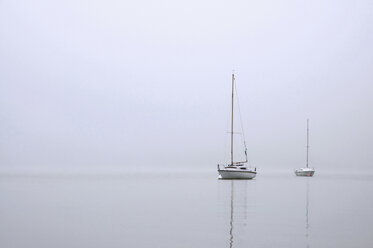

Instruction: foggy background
[0,0,372,171]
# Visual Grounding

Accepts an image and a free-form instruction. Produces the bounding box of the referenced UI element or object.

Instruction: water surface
[1,170,372,247]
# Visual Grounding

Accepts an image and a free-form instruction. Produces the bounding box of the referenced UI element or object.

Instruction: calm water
[1,170,372,248]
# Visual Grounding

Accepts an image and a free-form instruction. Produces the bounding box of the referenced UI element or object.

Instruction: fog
[0,0,372,171]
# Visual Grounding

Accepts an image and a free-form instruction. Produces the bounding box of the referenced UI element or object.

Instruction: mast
[306,119,309,168]
[231,73,235,166]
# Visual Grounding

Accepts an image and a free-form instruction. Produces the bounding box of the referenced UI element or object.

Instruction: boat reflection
[305,179,310,248]
[226,180,248,248]
[229,181,234,248]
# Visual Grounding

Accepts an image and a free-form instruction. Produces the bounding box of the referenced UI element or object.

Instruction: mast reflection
[229,181,234,248]
[227,180,248,248]
[305,179,310,248]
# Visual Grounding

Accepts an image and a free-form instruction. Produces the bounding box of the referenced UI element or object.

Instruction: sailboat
[217,73,257,179]
[295,119,315,177]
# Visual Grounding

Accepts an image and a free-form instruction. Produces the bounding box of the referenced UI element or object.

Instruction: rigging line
[223,100,231,164]
[234,80,250,164]
[234,82,248,149]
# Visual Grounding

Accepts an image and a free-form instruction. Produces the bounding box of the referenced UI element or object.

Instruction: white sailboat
[295,119,315,177]
[217,73,257,179]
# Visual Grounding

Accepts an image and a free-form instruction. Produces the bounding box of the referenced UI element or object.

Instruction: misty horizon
[1,0,372,171]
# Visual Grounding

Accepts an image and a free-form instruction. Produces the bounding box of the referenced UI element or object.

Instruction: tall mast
[231,73,235,165]
[306,119,309,168]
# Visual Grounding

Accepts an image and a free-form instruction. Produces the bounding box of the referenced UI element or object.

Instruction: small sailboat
[295,119,315,177]
[217,73,257,179]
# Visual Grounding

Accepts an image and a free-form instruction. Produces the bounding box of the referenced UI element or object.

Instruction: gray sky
[0,0,372,170]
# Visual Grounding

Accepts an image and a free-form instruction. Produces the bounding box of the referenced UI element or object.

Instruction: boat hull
[218,169,257,179]
[295,169,315,177]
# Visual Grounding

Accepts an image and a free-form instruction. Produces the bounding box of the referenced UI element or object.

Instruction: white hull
[295,168,315,177]
[218,167,257,179]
